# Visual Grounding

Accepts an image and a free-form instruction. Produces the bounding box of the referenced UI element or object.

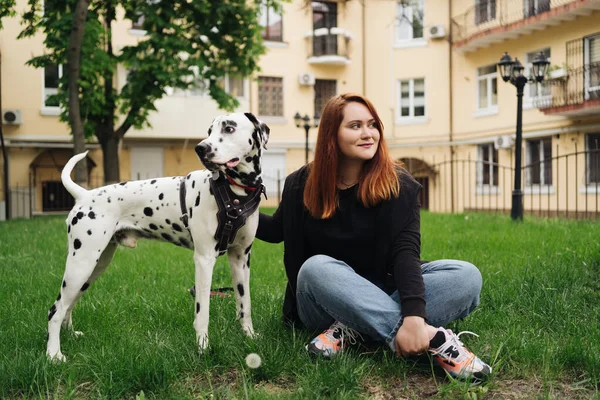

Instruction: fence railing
[423,148,600,219]
[451,0,582,45]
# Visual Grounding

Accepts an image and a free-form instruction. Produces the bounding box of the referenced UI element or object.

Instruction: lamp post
[497,51,549,221]
[294,112,319,164]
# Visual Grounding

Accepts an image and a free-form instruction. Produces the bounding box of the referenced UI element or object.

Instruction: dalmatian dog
[46,112,269,361]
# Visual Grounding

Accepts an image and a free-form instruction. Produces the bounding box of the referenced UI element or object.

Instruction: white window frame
[524,48,552,109]
[475,65,498,116]
[396,78,427,124]
[395,0,425,47]
[584,34,600,100]
[476,143,499,192]
[525,137,553,193]
[42,64,63,116]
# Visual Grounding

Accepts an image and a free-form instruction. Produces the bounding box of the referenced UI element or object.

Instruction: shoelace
[429,330,479,363]
[324,323,364,345]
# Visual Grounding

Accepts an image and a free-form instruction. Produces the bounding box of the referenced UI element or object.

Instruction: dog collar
[225,175,259,192]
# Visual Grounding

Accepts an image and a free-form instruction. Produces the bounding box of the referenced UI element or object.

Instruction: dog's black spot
[247,258,251,269]
[107,197,112,203]
[237,255,241,260]
[186,174,191,180]
[172,223,183,232]
[159,193,164,200]
[189,208,193,219]
[62,280,66,288]
[144,207,153,217]
[196,302,200,314]
[239,311,244,319]
[74,239,82,250]
[149,224,159,230]
[56,293,61,301]
[219,138,223,142]
[165,219,171,225]
[81,282,89,291]
[76,211,84,219]
[87,230,92,235]
[195,195,200,207]
[248,139,252,145]
[179,238,191,248]
[72,217,78,226]
[161,233,173,242]
[237,283,245,297]
[88,211,96,219]
[151,179,157,184]
[72,252,76,256]
[244,245,252,254]
[68,225,71,233]
[192,181,196,189]
[119,182,126,186]
[48,304,57,321]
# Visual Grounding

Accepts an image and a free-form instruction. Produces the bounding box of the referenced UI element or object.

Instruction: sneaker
[428,328,492,382]
[306,321,362,358]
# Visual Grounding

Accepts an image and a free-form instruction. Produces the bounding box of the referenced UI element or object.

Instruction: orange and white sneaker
[306,321,362,358]
[428,328,492,382]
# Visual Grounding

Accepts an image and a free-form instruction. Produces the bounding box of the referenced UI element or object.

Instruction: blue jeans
[296,255,482,350]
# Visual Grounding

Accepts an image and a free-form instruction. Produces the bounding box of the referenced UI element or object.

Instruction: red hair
[304,93,401,219]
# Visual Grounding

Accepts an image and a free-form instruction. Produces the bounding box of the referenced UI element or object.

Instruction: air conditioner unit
[428,24,446,39]
[2,109,23,125]
[298,73,316,86]
[494,135,514,150]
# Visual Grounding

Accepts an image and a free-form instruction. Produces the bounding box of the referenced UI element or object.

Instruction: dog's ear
[245,112,270,150]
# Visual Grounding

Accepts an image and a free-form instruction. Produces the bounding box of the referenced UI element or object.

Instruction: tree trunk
[68,0,91,187]
[101,132,120,184]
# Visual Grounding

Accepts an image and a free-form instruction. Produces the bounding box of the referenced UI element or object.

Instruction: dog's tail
[61,151,89,200]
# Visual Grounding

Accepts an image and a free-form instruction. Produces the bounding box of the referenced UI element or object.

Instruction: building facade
[1,0,599,218]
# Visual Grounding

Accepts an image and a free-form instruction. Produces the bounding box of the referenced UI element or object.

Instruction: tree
[17,0,282,183]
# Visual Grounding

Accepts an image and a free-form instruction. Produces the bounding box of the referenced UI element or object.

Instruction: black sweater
[256,165,426,325]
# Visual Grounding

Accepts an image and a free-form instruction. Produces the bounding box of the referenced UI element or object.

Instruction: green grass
[0,211,599,399]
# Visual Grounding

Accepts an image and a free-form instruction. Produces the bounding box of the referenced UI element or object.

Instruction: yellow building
[1,0,599,218]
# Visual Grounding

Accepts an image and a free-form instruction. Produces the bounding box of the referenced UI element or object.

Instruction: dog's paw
[242,325,255,338]
[197,333,209,352]
[47,351,67,363]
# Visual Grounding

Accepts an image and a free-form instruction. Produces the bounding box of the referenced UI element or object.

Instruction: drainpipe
[361,0,366,95]
[0,52,9,220]
[448,2,455,213]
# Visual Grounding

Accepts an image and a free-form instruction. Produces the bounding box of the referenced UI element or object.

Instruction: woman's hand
[395,316,430,357]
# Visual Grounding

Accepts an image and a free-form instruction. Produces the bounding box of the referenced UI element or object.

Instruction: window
[584,34,600,100]
[526,48,551,104]
[526,138,552,186]
[312,1,338,57]
[398,78,425,119]
[477,65,498,111]
[44,64,62,107]
[475,0,496,25]
[259,2,282,42]
[477,143,498,187]
[396,0,424,42]
[226,76,245,98]
[524,0,550,18]
[258,76,283,116]
[586,133,600,185]
[314,79,336,118]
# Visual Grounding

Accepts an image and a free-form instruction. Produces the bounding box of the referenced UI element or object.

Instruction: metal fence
[424,147,600,219]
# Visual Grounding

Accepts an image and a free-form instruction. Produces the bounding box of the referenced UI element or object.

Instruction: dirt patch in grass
[362,374,598,399]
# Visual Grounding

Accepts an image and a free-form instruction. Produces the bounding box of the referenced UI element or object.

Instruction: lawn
[0,211,599,399]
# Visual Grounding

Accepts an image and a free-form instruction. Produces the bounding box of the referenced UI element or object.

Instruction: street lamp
[497,51,549,221]
[294,112,319,164]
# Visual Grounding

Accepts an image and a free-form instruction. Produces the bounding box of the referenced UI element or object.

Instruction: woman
[256,93,491,382]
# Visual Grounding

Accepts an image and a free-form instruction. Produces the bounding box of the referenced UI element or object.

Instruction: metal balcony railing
[451,0,599,49]
[304,27,353,65]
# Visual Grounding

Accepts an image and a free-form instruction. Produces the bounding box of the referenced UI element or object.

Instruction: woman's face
[337,102,380,164]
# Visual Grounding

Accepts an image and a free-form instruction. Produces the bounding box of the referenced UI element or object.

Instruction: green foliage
[16,0,283,139]
[0,0,16,29]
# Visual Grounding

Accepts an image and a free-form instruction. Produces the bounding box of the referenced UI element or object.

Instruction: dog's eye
[224,126,235,134]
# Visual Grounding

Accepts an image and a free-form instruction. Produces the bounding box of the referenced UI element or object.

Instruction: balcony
[304,27,354,66]
[537,37,600,116]
[451,0,600,53]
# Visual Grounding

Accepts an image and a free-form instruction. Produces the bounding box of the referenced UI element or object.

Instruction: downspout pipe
[448,2,455,213]
[0,52,9,220]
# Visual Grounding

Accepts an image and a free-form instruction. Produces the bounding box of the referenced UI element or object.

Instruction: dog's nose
[195,142,211,159]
